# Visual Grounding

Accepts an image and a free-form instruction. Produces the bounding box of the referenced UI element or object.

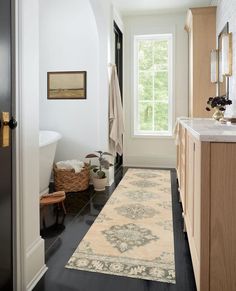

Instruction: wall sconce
[211,49,218,83]
[222,32,232,76]
[218,49,224,83]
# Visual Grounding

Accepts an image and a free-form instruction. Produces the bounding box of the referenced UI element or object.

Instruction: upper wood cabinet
[185,7,217,118]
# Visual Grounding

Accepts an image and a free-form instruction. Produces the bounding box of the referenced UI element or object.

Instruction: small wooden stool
[40,191,66,228]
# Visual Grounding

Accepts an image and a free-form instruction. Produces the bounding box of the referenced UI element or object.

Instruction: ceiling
[112,0,213,15]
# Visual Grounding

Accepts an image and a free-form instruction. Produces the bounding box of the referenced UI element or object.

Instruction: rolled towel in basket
[56,160,85,173]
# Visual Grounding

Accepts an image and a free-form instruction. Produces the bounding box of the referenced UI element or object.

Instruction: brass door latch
[0,112,17,148]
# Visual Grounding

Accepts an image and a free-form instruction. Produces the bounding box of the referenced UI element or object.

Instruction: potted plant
[206,95,232,120]
[85,151,113,191]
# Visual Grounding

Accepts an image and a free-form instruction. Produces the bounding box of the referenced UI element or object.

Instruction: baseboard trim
[26,236,43,255]
[25,237,46,290]
[124,155,176,168]
[26,264,48,291]
[124,163,174,169]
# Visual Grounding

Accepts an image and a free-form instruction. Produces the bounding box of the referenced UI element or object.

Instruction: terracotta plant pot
[92,176,107,191]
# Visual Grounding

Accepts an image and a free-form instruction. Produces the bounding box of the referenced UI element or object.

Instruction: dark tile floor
[34,167,196,291]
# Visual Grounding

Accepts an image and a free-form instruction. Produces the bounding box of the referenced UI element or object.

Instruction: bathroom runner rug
[66,168,175,283]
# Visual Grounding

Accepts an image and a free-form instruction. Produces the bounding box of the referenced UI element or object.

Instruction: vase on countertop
[212,107,225,121]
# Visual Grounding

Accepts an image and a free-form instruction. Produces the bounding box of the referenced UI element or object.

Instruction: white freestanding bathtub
[39,130,62,196]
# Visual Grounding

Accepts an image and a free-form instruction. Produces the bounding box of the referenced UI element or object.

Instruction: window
[134,34,173,136]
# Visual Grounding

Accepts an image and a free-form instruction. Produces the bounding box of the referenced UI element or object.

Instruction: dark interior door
[114,22,123,172]
[0,0,13,289]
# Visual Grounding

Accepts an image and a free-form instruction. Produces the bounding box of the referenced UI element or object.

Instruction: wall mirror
[218,22,229,97]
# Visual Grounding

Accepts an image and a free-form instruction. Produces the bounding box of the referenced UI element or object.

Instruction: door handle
[0,112,17,148]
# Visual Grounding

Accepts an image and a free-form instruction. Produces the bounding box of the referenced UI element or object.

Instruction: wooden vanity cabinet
[177,127,236,291]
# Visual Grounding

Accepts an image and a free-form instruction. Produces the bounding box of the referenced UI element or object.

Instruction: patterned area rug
[66,169,175,283]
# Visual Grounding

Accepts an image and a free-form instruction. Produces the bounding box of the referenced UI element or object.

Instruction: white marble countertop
[178,117,236,142]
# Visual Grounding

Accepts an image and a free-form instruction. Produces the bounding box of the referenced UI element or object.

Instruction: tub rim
[39,130,62,148]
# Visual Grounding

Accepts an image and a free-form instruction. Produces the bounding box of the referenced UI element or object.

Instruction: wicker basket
[53,163,90,192]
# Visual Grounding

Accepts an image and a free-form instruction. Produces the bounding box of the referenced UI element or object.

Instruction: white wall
[39,0,123,170]
[212,0,236,117]
[39,0,100,161]
[16,0,46,289]
[89,0,124,185]
[123,12,188,168]
[89,0,112,152]
[39,0,123,185]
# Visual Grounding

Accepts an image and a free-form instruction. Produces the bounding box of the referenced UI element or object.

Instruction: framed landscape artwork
[47,71,87,99]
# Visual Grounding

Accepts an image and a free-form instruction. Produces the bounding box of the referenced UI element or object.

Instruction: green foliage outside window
[137,38,170,133]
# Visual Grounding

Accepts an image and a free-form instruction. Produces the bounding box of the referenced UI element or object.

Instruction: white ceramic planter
[92,177,107,191]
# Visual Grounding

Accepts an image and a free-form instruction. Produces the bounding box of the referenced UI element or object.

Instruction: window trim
[133,33,173,137]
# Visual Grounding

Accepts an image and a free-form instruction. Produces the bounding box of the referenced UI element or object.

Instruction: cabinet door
[186,133,194,234]
[210,143,236,291]
[176,143,180,181]
[186,133,201,290]
[194,141,201,264]
[185,7,216,118]
[177,124,186,211]
[176,123,183,181]
[180,127,186,211]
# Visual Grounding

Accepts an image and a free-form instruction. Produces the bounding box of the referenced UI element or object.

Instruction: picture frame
[47,71,87,99]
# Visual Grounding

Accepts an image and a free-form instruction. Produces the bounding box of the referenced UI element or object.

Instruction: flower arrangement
[206,95,232,112]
